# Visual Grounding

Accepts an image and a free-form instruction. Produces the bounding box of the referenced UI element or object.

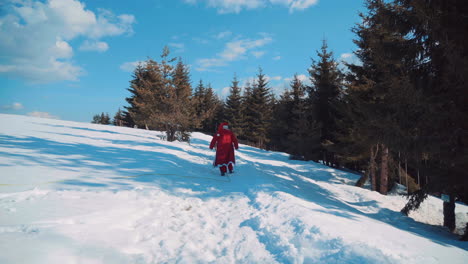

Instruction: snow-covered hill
[0,113,467,264]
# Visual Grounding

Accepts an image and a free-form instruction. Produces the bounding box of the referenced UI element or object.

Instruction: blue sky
[0,0,365,122]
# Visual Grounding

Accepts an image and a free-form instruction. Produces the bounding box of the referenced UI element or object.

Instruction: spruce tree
[270,87,293,152]
[202,84,223,133]
[248,68,273,148]
[287,75,321,159]
[224,75,244,137]
[241,80,256,143]
[123,47,194,141]
[171,58,194,141]
[91,114,101,124]
[192,80,207,130]
[113,108,125,126]
[308,40,343,166]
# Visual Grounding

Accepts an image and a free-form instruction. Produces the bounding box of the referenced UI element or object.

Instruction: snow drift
[0,113,467,263]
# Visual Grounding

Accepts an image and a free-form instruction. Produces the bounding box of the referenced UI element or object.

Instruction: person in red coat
[209,122,239,176]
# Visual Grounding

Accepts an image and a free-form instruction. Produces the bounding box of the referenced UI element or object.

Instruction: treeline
[94,0,466,238]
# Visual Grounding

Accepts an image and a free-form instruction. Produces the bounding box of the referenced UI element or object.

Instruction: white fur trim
[217,161,234,168]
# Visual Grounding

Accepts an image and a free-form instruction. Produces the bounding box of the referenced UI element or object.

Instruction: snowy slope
[0,113,467,264]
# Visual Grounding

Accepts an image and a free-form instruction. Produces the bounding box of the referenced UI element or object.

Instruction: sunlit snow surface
[0,114,467,264]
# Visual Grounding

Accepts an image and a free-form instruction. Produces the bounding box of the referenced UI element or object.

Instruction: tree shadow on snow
[0,129,466,251]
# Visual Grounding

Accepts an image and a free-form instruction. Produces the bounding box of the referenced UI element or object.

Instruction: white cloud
[278,74,311,95]
[221,86,231,98]
[187,0,264,14]
[270,75,282,81]
[79,40,109,52]
[296,74,309,83]
[168,42,185,53]
[340,52,361,65]
[251,51,266,58]
[185,0,318,13]
[215,31,232,39]
[273,55,281,60]
[285,0,319,12]
[0,0,135,83]
[196,34,273,71]
[120,61,147,72]
[27,111,60,119]
[339,52,362,71]
[2,102,24,110]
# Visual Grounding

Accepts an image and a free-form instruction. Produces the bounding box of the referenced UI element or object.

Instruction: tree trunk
[380,145,389,195]
[461,223,468,241]
[398,151,401,184]
[355,170,369,187]
[370,145,378,191]
[443,195,456,232]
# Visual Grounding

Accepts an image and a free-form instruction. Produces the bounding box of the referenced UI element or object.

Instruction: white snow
[0,113,467,264]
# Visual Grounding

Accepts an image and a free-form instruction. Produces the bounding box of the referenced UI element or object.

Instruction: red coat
[209,122,239,166]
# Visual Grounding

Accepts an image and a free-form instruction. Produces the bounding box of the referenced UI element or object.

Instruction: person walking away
[209,122,239,176]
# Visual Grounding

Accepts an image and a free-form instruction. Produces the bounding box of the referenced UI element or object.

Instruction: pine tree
[241,80,255,142]
[392,0,468,232]
[113,108,125,126]
[192,80,222,133]
[202,84,223,133]
[171,58,194,141]
[125,59,164,130]
[246,68,273,148]
[308,40,343,166]
[192,80,207,130]
[287,74,321,159]
[91,112,110,124]
[123,47,194,141]
[270,87,293,152]
[338,0,420,194]
[91,114,101,124]
[224,74,244,137]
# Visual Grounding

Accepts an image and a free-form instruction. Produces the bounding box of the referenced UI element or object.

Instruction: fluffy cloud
[120,61,147,72]
[340,52,361,65]
[168,42,185,53]
[0,0,135,83]
[79,40,109,52]
[185,0,318,13]
[2,102,24,110]
[251,51,266,58]
[273,55,281,60]
[221,86,231,98]
[27,111,60,119]
[196,34,273,71]
[215,31,232,39]
[186,0,264,14]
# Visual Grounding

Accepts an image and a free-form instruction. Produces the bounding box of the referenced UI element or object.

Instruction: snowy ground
[0,113,467,264]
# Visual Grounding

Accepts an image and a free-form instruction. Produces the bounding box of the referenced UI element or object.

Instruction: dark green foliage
[192,80,223,133]
[443,197,456,232]
[91,112,111,125]
[113,108,125,126]
[462,223,468,241]
[308,40,344,165]
[224,75,244,137]
[401,189,428,216]
[243,68,273,148]
[338,0,468,233]
[123,47,193,141]
[275,74,321,160]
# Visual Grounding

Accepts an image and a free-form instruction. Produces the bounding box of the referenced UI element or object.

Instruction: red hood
[217,122,229,133]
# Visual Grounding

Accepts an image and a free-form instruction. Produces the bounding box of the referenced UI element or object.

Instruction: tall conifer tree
[308,40,343,166]
[224,75,244,137]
